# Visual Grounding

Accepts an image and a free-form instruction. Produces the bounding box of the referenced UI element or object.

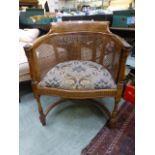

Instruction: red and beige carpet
[81,102,135,155]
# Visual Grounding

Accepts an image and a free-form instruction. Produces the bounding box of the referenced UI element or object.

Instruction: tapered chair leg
[108,97,120,128]
[36,95,46,126]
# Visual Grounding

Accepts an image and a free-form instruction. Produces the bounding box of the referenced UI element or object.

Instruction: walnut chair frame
[24,21,131,127]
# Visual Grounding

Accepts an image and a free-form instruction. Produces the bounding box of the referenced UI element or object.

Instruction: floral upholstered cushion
[39,60,116,90]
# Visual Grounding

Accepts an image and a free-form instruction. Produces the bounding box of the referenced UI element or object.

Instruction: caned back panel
[34,32,122,82]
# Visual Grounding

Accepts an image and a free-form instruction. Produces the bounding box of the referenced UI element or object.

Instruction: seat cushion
[39,60,116,90]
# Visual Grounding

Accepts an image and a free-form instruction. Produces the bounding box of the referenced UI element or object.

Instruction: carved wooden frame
[24,22,131,127]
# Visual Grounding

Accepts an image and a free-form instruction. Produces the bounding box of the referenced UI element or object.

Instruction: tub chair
[24,21,131,127]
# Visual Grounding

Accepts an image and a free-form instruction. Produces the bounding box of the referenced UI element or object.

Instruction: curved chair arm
[111,34,132,83]
[112,34,132,49]
[24,43,41,83]
[117,47,132,83]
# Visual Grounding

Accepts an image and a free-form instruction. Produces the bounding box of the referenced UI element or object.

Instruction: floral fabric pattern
[39,60,116,90]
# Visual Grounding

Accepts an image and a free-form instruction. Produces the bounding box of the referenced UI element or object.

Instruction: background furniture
[62,14,113,24]
[112,9,135,28]
[19,8,56,34]
[25,21,131,127]
[19,8,44,29]
[19,0,39,7]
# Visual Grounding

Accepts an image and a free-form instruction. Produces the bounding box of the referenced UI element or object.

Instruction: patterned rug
[81,102,135,155]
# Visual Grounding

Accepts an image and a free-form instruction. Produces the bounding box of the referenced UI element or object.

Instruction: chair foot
[36,95,46,126]
[39,114,46,126]
[107,119,117,128]
[108,97,120,128]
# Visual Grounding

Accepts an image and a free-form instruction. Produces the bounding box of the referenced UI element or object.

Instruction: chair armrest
[24,43,41,83]
[113,35,132,83]
[111,32,132,49]
[113,34,132,49]
[117,47,131,83]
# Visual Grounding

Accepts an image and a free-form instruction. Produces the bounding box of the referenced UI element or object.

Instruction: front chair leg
[108,97,120,128]
[36,95,46,126]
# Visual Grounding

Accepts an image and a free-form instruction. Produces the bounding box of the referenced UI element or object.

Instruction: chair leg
[36,95,46,126]
[108,97,120,128]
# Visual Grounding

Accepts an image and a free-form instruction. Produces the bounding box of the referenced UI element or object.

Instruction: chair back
[49,21,111,34]
[30,31,123,82]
